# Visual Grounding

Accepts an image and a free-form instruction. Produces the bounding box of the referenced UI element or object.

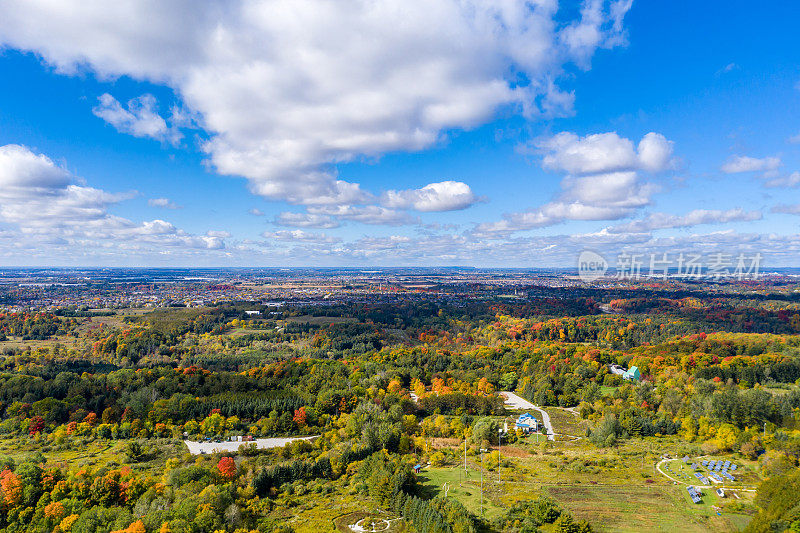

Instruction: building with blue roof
[514,412,539,434]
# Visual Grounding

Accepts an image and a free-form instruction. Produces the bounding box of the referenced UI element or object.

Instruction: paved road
[499,391,555,441]
[184,436,317,455]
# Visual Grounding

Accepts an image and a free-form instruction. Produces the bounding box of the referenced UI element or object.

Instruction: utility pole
[464,435,467,473]
[480,447,487,516]
[498,428,502,484]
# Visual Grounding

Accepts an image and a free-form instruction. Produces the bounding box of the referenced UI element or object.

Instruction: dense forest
[0,286,798,532]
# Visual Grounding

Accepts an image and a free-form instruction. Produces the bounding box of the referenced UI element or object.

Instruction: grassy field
[279,488,406,533]
[546,483,750,532]
[762,382,800,396]
[0,308,150,351]
[0,435,184,479]
[416,436,756,532]
[0,336,79,350]
[417,465,523,521]
[542,407,590,437]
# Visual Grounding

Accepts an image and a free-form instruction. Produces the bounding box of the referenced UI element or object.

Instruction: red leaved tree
[217,457,236,480]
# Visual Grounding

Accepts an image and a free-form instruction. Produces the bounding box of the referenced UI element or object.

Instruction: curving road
[499,391,555,441]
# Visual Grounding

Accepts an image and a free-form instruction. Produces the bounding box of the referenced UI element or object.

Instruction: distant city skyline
[0,1,799,267]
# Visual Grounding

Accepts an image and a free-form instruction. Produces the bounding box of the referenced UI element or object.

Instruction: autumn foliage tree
[0,469,22,507]
[28,416,45,436]
[217,457,237,480]
[293,406,307,426]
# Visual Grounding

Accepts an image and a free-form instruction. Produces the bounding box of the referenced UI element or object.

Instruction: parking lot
[183,436,318,454]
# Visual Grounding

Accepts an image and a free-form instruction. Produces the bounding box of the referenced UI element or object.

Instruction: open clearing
[417,434,756,532]
[542,406,591,437]
[547,484,749,532]
[417,465,516,521]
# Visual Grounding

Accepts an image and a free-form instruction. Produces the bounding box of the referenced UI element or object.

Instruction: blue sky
[0,1,798,267]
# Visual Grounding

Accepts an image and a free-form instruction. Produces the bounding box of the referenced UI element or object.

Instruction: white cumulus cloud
[0,144,228,254]
[764,171,800,188]
[274,212,340,229]
[539,131,673,175]
[262,229,340,244]
[721,155,781,175]
[382,181,480,212]
[476,131,673,237]
[148,197,181,209]
[93,93,181,145]
[0,0,633,205]
[306,205,417,226]
[771,204,800,215]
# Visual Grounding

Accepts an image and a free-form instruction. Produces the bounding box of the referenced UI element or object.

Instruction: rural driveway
[499,391,555,441]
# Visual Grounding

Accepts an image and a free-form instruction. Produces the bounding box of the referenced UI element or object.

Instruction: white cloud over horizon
[772,204,800,215]
[261,229,341,244]
[606,208,762,233]
[475,131,674,237]
[721,155,781,175]
[0,144,228,255]
[720,155,800,188]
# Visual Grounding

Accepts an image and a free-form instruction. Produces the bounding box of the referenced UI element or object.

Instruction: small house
[623,366,640,381]
[515,413,539,434]
[413,464,423,473]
